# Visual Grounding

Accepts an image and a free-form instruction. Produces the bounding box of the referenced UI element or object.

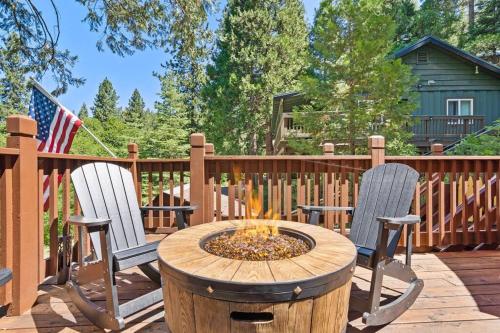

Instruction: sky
[37,0,321,113]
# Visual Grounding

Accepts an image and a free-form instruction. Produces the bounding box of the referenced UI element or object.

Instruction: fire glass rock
[204,231,311,261]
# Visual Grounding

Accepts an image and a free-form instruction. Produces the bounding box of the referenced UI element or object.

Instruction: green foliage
[71,117,137,157]
[70,76,190,159]
[158,0,212,132]
[384,0,418,50]
[0,2,84,95]
[463,0,500,65]
[123,89,147,126]
[388,0,498,65]
[1,1,216,98]
[140,72,190,158]
[203,0,309,154]
[413,0,463,43]
[291,0,418,155]
[387,0,466,48]
[78,103,89,119]
[0,34,30,120]
[77,0,216,56]
[450,121,500,155]
[92,78,120,122]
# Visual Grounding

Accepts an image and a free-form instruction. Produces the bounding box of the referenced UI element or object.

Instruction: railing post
[190,134,206,225]
[369,135,385,167]
[128,143,141,203]
[6,115,39,315]
[204,144,214,223]
[323,143,334,156]
[431,143,443,156]
[323,143,335,228]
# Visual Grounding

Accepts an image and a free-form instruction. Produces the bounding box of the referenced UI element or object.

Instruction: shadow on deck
[1,237,499,332]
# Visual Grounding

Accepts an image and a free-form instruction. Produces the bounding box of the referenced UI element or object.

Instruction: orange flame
[233,191,279,239]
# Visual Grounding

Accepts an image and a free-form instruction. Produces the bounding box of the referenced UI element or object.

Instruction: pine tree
[384,0,418,50]
[123,89,146,125]
[412,0,463,42]
[203,0,309,154]
[291,0,418,155]
[464,0,499,64]
[141,72,190,158]
[156,0,211,133]
[92,78,119,122]
[78,103,89,119]
[0,34,30,120]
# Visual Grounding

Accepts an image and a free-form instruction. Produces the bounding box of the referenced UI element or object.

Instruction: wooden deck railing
[0,115,499,316]
[411,115,485,147]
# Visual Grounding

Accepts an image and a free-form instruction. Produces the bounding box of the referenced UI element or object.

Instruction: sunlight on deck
[1,241,500,332]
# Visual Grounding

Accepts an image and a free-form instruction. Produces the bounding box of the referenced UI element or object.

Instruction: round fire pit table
[158,220,356,333]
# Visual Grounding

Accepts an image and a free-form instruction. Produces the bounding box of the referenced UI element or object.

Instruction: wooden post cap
[323,143,334,155]
[205,143,214,155]
[368,135,385,149]
[431,143,443,155]
[6,115,37,137]
[128,143,138,153]
[190,133,206,148]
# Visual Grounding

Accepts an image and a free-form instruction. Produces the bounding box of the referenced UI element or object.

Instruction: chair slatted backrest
[349,163,419,258]
[72,162,146,258]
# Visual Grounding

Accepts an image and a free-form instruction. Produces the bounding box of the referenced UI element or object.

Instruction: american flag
[29,85,82,209]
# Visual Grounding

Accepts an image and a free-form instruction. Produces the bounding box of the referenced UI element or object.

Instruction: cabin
[272,36,500,154]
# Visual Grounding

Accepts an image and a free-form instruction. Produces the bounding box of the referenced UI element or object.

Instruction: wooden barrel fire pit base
[158,220,357,333]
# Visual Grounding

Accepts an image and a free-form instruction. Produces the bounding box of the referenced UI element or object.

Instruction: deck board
[1,236,499,332]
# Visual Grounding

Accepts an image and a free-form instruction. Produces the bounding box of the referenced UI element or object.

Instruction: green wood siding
[402,45,500,126]
[415,90,500,124]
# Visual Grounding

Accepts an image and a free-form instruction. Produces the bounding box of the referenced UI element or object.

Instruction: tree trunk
[265,130,274,155]
[249,132,259,155]
[468,0,475,33]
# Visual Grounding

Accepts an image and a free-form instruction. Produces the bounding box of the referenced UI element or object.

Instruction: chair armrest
[0,268,12,286]
[298,205,354,214]
[140,206,197,213]
[68,216,111,227]
[377,215,420,230]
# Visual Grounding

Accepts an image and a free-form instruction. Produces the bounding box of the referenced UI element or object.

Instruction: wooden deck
[1,235,500,332]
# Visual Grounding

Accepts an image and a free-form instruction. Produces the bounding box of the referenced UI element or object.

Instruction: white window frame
[446,98,474,116]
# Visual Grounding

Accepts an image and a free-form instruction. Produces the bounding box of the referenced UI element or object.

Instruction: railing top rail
[387,156,500,161]
[38,151,133,163]
[0,147,20,156]
[205,155,371,161]
[413,115,485,120]
[137,158,190,164]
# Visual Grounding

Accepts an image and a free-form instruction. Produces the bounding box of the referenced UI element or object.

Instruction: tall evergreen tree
[123,89,146,125]
[0,34,30,119]
[78,103,89,119]
[92,78,119,122]
[464,0,499,64]
[203,0,309,154]
[141,73,190,158]
[412,0,463,42]
[156,0,212,133]
[291,0,418,155]
[384,0,418,50]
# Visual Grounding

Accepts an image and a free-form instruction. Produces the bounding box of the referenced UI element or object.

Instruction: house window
[417,51,428,64]
[446,99,473,116]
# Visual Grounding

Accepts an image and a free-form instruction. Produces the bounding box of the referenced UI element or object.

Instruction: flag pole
[80,124,117,157]
[29,79,117,158]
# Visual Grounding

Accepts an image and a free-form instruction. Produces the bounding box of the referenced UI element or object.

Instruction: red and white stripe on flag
[29,85,82,211]
[39,106,82,210]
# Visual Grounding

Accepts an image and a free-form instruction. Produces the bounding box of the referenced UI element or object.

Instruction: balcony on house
[411,115,486,150]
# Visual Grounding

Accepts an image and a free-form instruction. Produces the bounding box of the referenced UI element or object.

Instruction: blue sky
[38,1,320,113]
